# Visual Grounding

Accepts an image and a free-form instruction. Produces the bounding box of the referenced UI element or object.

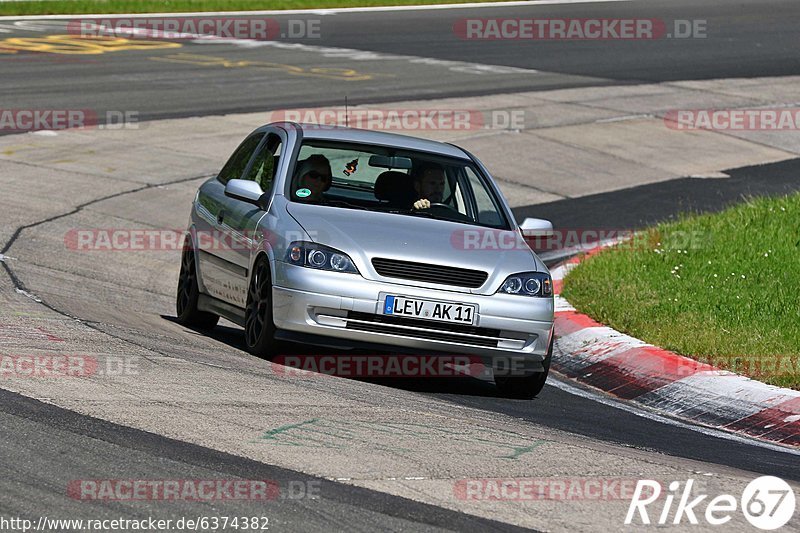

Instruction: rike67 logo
[626,476,796,530]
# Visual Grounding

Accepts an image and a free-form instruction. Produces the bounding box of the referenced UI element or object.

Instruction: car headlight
[497,272,552,297]
[285,241,359,274]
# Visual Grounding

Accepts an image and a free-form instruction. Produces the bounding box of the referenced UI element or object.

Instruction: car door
[193,132,264,305]
[215,131,285,308]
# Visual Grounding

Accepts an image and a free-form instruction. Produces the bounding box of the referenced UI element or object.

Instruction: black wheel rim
[177,248,195,316]
[245,261,270,348]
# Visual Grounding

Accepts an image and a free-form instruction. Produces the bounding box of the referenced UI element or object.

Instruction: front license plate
[383,295,477,325]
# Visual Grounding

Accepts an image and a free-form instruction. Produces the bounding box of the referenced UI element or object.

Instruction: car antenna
[344,96,349,128]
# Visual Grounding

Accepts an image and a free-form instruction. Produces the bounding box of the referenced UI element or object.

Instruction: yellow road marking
[1,143,38,156]
[149,52,379,81]
[0,35,181,55]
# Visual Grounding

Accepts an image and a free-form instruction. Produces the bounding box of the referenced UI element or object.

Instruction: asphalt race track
[1,0,799,122]
[1,0,800,531]
[0,388,526,533]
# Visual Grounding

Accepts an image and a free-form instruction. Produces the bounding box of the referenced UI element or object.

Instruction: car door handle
[217,211,225,225]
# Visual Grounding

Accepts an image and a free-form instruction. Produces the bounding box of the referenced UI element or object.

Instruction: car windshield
[287,139,510,229]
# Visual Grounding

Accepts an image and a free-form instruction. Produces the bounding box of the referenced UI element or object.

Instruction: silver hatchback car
[177,122,555,398]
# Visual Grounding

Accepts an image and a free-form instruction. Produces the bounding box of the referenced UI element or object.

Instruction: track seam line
[0,172,215,365]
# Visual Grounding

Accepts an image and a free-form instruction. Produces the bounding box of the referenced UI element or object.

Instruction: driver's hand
[413,199,431,210]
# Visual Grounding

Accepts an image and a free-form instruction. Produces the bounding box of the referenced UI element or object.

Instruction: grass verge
[0,0,509,16]
[562,192,800,390]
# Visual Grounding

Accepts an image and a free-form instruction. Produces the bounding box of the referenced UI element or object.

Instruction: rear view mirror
[224,179,264,207]
[520,217,554,236]
[368,155,413,169]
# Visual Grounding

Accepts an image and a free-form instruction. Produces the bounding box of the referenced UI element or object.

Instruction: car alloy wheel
[244,257,277,358]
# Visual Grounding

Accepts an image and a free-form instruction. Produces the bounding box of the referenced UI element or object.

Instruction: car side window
[243,133,282,192]
[217,133,264,185]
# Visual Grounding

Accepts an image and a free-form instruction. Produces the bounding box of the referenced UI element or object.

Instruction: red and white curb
[550,254,800,449]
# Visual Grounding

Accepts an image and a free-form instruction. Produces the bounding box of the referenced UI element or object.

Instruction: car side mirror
[519,217,554,236]
[224,179,264,207]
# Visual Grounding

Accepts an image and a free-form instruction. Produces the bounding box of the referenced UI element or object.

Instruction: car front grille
[371,258,488,288]
[344,311,502,348]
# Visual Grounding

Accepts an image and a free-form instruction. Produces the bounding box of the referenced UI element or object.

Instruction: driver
[412,162,446,210]
[293,154,333,203]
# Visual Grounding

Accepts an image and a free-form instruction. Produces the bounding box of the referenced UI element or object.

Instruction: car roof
[263,121,472,160]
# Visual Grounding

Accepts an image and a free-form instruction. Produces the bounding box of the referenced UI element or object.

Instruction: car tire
[244,256,278,359]
[176,245,219,330]
[495,337,553,399]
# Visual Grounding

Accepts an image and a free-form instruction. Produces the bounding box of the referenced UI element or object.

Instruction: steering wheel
[428,202,458,212]
[426,202,471,223]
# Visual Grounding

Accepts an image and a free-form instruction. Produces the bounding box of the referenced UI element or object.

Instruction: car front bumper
[272,261,554,372]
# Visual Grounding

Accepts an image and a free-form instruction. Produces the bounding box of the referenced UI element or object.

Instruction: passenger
[293,154,333,203]
[412,162,446,210]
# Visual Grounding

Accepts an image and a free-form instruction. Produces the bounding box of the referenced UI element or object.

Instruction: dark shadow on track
[162,315,250,350]
[431,376,800,482]
[514,158,800,230]
[161,315,507,397]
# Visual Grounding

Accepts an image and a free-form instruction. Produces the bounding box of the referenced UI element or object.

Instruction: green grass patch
[562,193,800,389]
[0,0,508,16]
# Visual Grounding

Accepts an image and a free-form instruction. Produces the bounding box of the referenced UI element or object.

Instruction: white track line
[0,0,633,21]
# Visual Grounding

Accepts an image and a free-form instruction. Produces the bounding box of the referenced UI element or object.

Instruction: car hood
[286,202,546,294]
